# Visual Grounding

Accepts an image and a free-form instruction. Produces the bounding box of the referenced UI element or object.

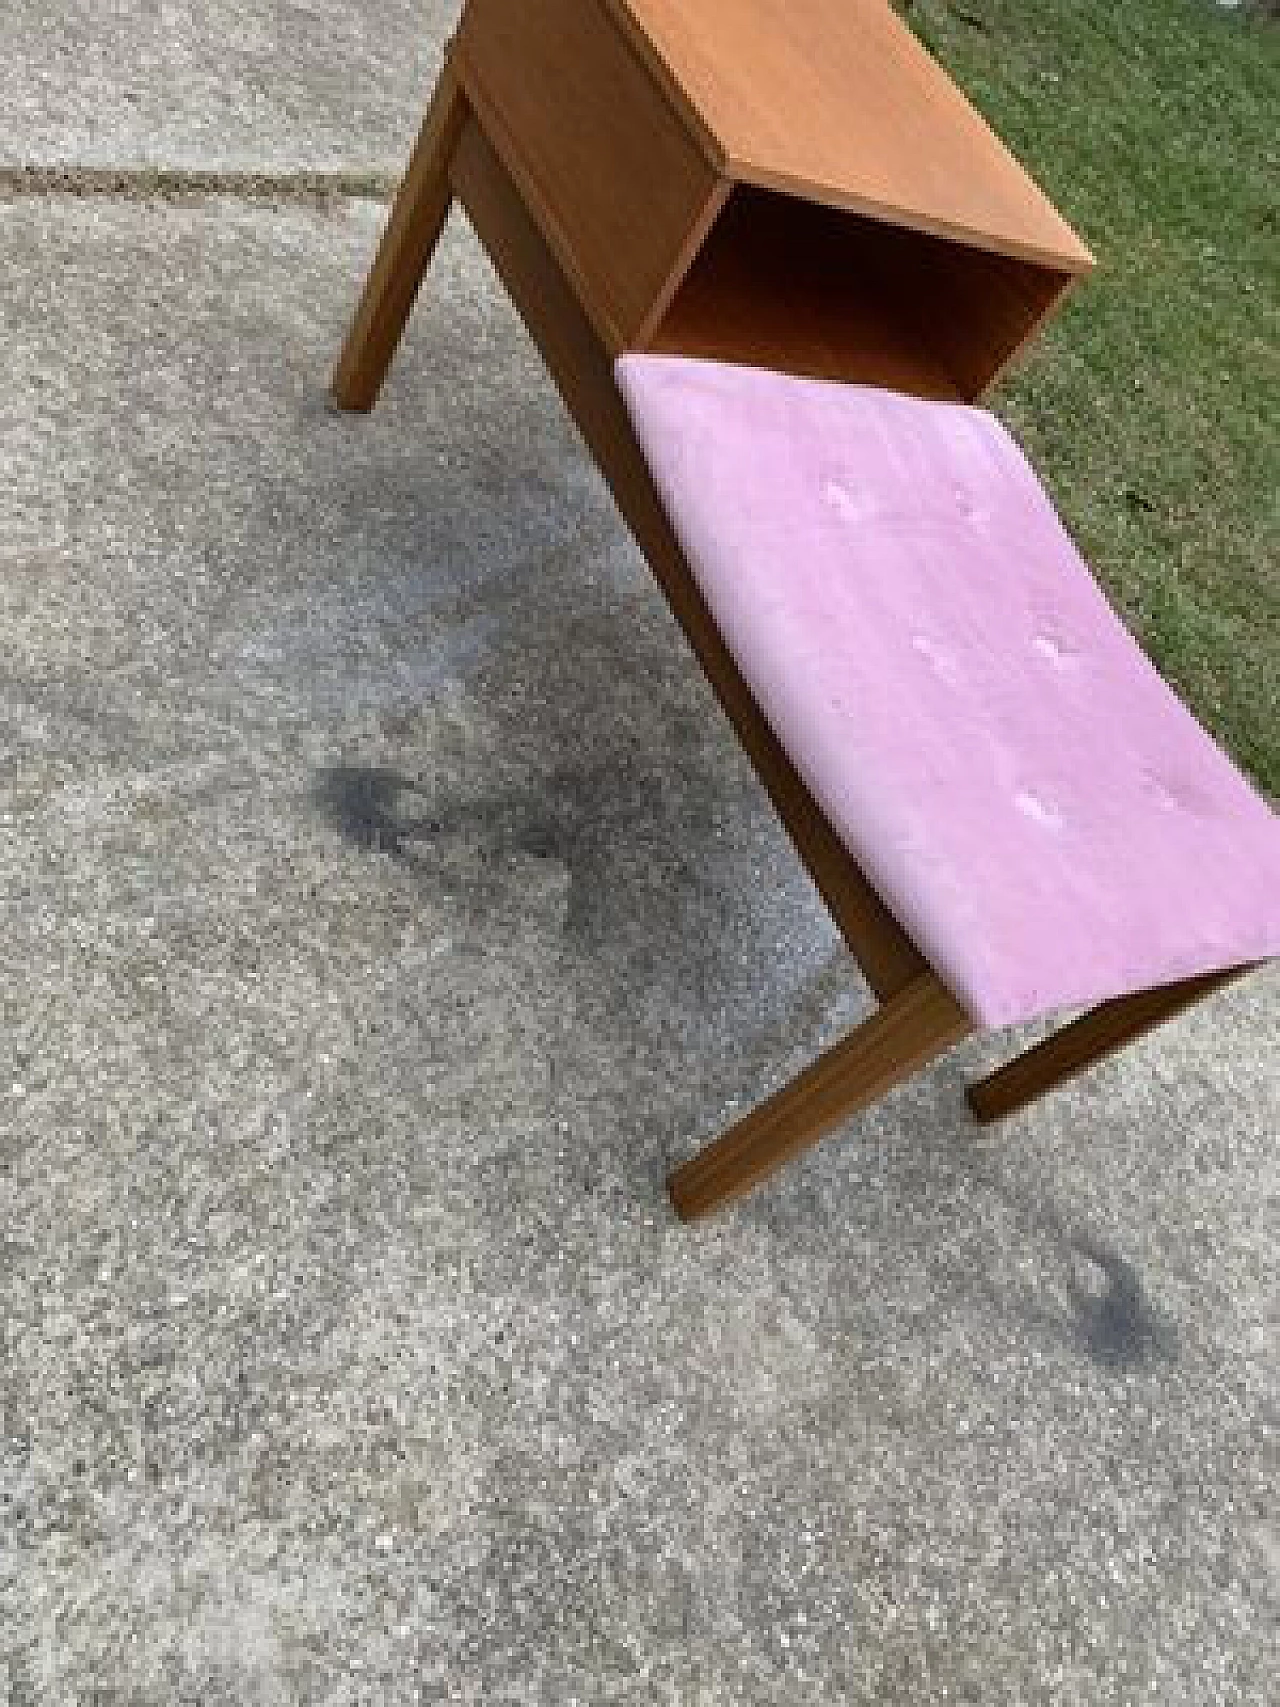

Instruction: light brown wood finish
[455,0,724,353]
[456,0,1090,393]
[650,187,1076,401]
[923,241,1074,398]
[669,974,971,1220]
[650,188,964,399]
[332,17,1260,1217]
[604,0,1094,272]
[449,118,930,1003]
[966,968,1249,1124]
[332,57,467,411]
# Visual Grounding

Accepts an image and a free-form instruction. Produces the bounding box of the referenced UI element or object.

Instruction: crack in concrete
[0,165,396,202]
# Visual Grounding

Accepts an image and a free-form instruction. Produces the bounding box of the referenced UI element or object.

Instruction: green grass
[904,0,1279,791]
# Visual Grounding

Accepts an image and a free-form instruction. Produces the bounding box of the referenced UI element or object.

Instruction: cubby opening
[648,185,1073,401]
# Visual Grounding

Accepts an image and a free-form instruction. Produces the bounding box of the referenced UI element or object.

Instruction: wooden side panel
[876,231,1074,399]
[456,0,721,351]
[449,117,931,1003]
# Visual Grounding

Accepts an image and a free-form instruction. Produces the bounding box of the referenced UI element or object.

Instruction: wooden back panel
[649,185,1072,399]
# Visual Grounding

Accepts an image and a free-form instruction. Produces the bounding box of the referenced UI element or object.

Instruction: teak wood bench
[332,0,1280,1220]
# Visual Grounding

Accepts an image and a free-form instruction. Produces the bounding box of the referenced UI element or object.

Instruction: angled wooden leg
[669,974,971,1220]
[332,56,468,411]
[966,966,1249,1125]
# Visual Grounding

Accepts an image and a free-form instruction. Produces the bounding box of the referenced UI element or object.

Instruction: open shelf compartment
[647,185,1076,402]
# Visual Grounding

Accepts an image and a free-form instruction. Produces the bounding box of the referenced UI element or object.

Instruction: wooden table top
[605,0,1093,273]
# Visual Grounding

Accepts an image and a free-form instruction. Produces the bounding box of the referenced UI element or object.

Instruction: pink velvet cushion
[616,355,1280,1028]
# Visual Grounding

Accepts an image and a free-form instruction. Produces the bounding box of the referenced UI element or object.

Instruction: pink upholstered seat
[616,355,1280,1028]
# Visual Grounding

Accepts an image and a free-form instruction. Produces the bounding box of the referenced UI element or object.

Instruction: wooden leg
[966,966,1248,1125]
[668,974,971,1221]
[332,57,468,411]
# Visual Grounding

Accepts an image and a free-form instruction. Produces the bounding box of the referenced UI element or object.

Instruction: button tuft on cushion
[1015,790,1065,832]
[823,478,877,524]
[1033,632,1079,667]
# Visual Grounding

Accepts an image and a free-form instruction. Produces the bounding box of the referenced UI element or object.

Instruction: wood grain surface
[457,0,722,351]
[605,0,1094,272]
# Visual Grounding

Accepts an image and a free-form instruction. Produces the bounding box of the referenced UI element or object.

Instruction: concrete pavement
[0,8,1276,1704]
[0,3,453,174]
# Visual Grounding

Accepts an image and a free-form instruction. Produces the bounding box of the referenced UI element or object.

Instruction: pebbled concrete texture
[1,193,1277,1705]
[0,2,456,173]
